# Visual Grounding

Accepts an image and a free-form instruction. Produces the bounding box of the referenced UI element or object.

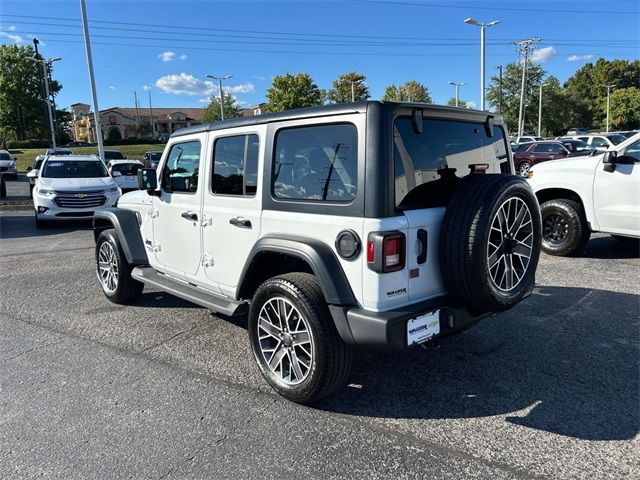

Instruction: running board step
[131,267,247,316]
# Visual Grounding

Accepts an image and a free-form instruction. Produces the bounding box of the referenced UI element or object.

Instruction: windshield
[47,149,73,155]
[394,117,509,209]
[0,153,11,160]
[103,151,125,160]
[111,163,141,175]
[607,134,627,145]
[41,160,109,178]
[149,152,162,160]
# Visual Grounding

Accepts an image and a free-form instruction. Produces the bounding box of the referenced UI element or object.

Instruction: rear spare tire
[440,174,541,312]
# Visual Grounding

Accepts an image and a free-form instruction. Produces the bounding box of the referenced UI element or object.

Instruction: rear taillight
[367,231,405,273]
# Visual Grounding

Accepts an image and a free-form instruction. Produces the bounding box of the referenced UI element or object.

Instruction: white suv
[33,155,121,227]
[91,102,542,403]
[527,133,640,255]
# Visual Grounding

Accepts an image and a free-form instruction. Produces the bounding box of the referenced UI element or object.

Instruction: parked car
[107,159,143,192]
[0,149,17,180]
[92,101,542,403]
[571,133,627,151]
[608,130,639,139]
[26,154,47,198]
[566,128,590,136]
[98,150,127,163]
[63,141,94,147]
[33,155,121,228]
[513,135,544,144]
[527,133,639,255]
[143,150,163,169]
[513,140,594,177]
[45,147,74,156]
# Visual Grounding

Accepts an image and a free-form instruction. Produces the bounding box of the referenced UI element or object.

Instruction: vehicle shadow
[133,291,202,310]
[0,214,92,239]
[317,285,639,441]
[579,235,639,259]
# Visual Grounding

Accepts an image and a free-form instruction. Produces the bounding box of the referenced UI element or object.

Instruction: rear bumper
[330,297,491,349]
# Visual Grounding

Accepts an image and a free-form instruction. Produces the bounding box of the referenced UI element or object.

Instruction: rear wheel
[248,273,353,404]
[518,162,532,177]
[96,229,144,304]
[540,199,590,256]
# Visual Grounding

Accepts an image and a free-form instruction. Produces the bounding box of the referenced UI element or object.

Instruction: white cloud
[143,84,152,91]
[8,25,16,31]
[224,82,255,94]
[179,54,188,61]
[0,27,24,43]
[158,51,176,62]
[530,46,556,63]
[155,73,214,96]
[109,85,116,90]
[568,54,594,62]
[253,75,267,81]
[198,97,209,103]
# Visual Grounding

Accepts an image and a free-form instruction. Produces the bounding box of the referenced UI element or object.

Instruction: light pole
[496,65,503,114]
[464,17,501,111]
[351,80,355,102]
[533,83,548,137]
[448,81,466,107]
[602,84,616,132]
[206,74,233,121]
[28,56,61,147]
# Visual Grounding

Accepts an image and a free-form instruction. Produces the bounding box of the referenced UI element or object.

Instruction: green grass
[8,144,165,172]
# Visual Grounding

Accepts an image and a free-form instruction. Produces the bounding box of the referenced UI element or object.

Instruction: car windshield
[47,149,73,155]
[149,152,162,160]
[41,160,109,178]
[103,151,125,160]
[0,153,11,160]
[111,163,141,175]
[607,134,627,145]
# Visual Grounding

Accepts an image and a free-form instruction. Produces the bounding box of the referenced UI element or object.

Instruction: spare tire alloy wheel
[257,297,313,386]
[487,196,534,292]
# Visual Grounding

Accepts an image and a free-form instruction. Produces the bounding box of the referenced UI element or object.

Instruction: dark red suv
[513,140,593,177]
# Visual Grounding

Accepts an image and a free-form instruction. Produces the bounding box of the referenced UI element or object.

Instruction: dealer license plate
[407,311,440,345]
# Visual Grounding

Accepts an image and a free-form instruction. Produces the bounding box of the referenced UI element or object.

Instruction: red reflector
[384,237,401,268]
[367,240,375,263]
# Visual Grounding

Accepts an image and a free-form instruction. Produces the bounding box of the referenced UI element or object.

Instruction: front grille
[53,190,107,209]
[55,211,94,217]
[0,167,7,172]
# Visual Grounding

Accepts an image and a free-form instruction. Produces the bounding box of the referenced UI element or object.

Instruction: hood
[0,159,15,167]
[37,176,117,191]
[531,153,602,173]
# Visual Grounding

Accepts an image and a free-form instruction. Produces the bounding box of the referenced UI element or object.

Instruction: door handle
[229,217,252,229]
[181,211,198,221]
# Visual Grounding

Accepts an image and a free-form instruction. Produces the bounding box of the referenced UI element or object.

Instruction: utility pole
[351,81,355,102]
[28,54,60,148]
[464,18,501,111]
[513,37,541,138]
[133,91,140,135]
[533,83,548,137]
[148,88,155,140]
[206,74,233,121]
[80,0,104,160]
[496,65,503,114]
[602,84,616,132]
[448,81,466,107]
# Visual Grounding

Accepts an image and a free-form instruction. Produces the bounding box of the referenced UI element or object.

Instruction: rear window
[607,134,626,145]
[103,151,125,160]
[111,163,141,175]
[394,117,509,209]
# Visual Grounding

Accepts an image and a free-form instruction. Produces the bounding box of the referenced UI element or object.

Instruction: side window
[624,139,640,161]
[273,124,357,202]
[161,141,201,193]
[591,137,608,148]
[548,144,564,153]
[212,134,259,196]
[533,144,550,153]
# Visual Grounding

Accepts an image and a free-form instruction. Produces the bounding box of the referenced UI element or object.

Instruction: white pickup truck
[527,133,639,255]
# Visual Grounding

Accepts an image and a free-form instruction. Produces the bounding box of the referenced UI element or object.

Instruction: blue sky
[1,0,638,112]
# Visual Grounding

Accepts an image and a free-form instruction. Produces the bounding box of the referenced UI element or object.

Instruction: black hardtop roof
[171,100,502,138]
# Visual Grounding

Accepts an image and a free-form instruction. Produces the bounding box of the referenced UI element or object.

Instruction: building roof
[88,107,205,122]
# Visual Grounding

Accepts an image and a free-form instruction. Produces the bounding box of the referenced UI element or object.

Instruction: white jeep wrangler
[527,132,640,256]
[93,102,542,403]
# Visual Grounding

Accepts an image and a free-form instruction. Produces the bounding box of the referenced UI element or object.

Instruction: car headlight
[36,187,56,197]
[104,186,121,194]
[9,161,15,168]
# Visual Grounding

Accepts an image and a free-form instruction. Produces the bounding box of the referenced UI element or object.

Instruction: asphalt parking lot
[0,190,638,478]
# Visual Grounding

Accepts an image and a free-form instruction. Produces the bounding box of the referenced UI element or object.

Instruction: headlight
[104,186,121,194]
[9,161,15,167]
[36,187,56,197]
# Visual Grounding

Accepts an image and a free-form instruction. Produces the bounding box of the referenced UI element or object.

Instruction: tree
[381,80,432,103]
[202,91,242,122]
[486,61,545,134]
[266,73,324,112]
[0,44,62,141]
[564,59,640,129]
[327,72,370,103]
[107,126,122,141]
[447,97,470,108]
[609,87,640,130]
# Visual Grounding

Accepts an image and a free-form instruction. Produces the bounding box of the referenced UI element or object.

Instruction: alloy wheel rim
[543,214,569,244]
[519,163,531,177]
[257,297,313,386]
[98,242,119,294]
[487,197,534,292]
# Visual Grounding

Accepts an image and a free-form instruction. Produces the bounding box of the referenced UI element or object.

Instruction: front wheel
[248,273,353,404]
[540,199,590,256]
[518,162,532,177]
[95,229,144,304]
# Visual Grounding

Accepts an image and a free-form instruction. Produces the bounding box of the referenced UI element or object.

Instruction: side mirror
[137,168,158,194]
[112,171,122,177]
[603,150,617,164]
[26,166,33,172]
[13,156,17,161]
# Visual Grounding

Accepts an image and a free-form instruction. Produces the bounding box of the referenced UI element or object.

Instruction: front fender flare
[93,208,148,265]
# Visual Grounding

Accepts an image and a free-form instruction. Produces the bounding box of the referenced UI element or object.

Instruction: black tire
[95,229,144,304]
[248,272,353,404]
[29,184,34,199]
[440,174,542,312]
[518,161,532,178]
[540,199,590,256]
[0,175,6,199]
[34,210,48,228]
